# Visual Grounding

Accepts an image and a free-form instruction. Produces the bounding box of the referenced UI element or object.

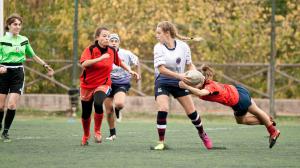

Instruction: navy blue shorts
[107,83,131,98]
[155,82,189,99]
[232,85,252,116]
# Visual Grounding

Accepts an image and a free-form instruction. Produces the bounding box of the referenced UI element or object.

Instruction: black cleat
[269,130,280,148]
[1,133,11,143]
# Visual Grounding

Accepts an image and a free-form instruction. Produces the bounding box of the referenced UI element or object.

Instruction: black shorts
[155,83,189,99]
[107,83,131,98]
[232,85,252,116]
[0,65,24,95]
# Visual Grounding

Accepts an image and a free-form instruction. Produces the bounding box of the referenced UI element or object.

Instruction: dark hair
[200,64,214,80]
[94,27,108,39]
[5,13,23,31]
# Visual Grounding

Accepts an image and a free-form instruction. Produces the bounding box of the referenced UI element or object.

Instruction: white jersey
[111,48,139,84]
[153,39,192,86]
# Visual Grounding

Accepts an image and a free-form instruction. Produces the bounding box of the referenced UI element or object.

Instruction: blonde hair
[157,21,204,42]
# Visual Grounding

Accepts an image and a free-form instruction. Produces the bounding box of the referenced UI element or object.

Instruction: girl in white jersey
[151,21,212,150]
[104,34,139,141]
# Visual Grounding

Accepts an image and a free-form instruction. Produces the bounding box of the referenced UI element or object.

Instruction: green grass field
[0,114,299,168]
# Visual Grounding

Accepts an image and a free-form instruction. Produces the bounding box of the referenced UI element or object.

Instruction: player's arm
[179,81,210,96]
[158,65,191,84]
[81,53,110,68]
[120,61,140,80]
[158,65,184,80]
[32,55,54,76]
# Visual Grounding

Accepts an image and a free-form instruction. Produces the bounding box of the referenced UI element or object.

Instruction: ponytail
[199,64,214,80]
[157,21,204,42]
[176,34,204,42]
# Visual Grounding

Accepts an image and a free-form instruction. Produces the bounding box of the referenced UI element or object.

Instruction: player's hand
[179,81,188,89]
[0,66,7,74]
[44,64,54,77]
[100,53,110,60]
[179,73,193,85]
[129,70,140,81]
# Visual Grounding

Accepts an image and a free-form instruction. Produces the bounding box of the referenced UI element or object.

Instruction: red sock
[266,124,276,135]
[94,113,104,135]
[81,117,91,137]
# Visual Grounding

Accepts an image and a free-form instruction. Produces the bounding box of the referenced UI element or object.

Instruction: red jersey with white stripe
[199,80,239,107]
[80,41,121,89]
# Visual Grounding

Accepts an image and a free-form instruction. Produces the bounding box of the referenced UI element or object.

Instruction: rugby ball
[184,70,205,85]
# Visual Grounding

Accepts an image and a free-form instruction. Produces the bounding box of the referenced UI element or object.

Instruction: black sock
[3,109,16,134]
[110,128,116,136]
[115,108,121,119]
[188,111,204,135]
[0,110,4,130]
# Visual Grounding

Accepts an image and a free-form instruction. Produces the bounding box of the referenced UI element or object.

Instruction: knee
[7,103,17,110]
[114,102,124,110]
[235,118,244,124]
[105,107,114,115]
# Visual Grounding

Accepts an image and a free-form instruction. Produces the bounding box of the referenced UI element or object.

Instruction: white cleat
[106,135,117,141]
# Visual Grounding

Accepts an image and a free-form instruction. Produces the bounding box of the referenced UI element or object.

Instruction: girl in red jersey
[179,65,280,148]
[79,27,139,146]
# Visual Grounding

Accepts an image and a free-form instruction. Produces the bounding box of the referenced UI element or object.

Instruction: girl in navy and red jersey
[79,27,139,146]
[179,65,280,148]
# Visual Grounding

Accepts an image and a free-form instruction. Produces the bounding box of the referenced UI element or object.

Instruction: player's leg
[80,88,94,146]
[113,91,126,122]
[0,68,9,133]
[177,95,213,150]
[235,113,262,125]
[0,94,7,132]
[2,67,24,142]
[104,97,116,141]
[93,90,107,143]
[247,99,280,148]
[2,93,20,142]
[152,94,169,150]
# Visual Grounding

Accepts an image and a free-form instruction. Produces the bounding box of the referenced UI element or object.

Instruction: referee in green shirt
[0,13,54,142]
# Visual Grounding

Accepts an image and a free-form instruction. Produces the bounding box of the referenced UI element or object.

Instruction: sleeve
[128,50,139,66]
[153,44,166,68]
[80,47,92,64]
[113,50,122,66]
[184,43,192,65]
[204,82,219,95]
[25,40,36,58]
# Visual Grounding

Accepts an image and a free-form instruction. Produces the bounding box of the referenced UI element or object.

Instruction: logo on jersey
[176,57,181,64]
[16,46,20,52]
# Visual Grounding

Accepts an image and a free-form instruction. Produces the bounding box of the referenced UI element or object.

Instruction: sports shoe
[200,132,213,150]
[106,135,117,141]
[94,132,102,143]
[81,135,90,146]
[269,129,280,148]
[150,142,168,150]
[2,133,11,143]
